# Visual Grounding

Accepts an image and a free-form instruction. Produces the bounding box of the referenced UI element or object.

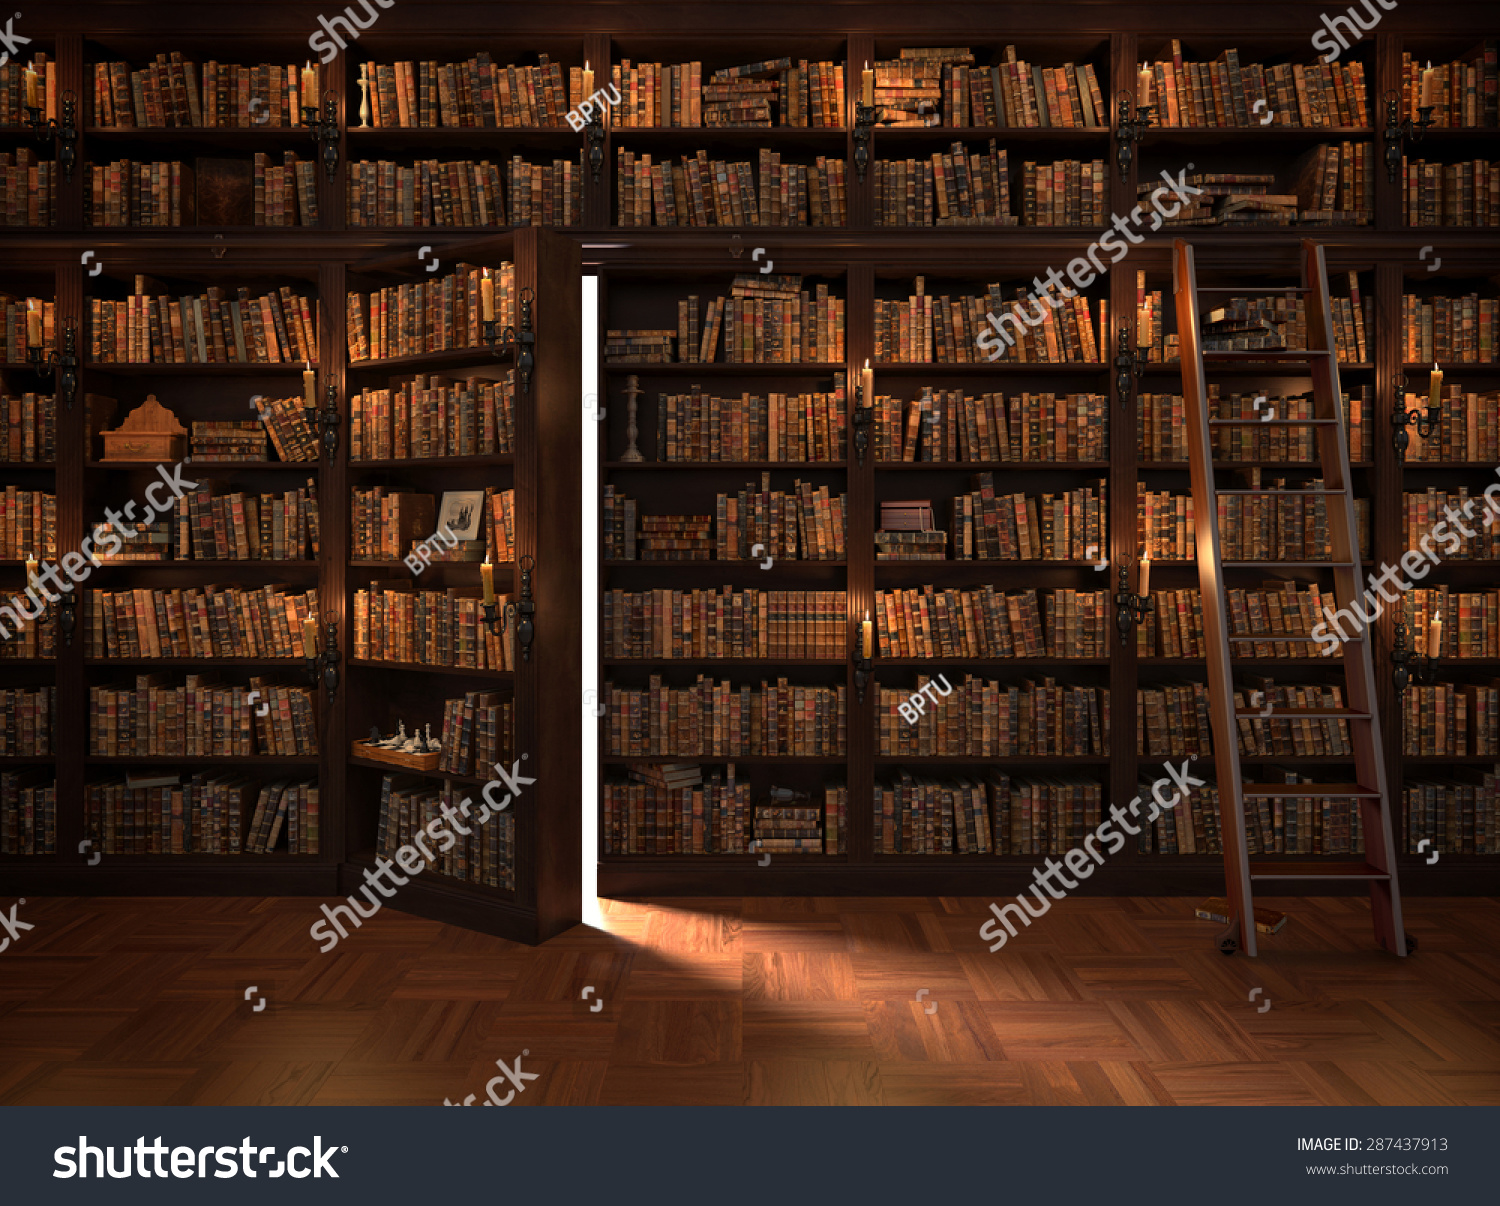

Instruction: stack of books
[190,421,267,462]
[753,802,824,853]
[637,514,714,561]
[628,762,703,791]
[604,328,675,362]
[876,530,947,560]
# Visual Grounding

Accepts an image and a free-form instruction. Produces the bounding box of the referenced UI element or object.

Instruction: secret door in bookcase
[342,226,580,943]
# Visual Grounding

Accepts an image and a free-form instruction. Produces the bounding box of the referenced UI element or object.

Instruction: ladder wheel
[1217,935,1239,955]
[1405,932,1418,954]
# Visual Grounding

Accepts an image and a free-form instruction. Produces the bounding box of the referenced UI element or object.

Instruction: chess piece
[620,374,644,462]
[358,63,372,129]
[368,724,381,743]
[424,723,438,752]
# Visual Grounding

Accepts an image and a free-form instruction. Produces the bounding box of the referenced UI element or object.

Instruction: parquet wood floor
[1,894,1496,1106]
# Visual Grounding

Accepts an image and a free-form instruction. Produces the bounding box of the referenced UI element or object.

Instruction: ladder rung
[1215,489,1342,496]
[1223,560,1355,568]
[1250,861,1390,881]
[1235,707,1371,719]
[1197,287,1312,295]
[1227,634,1362,643]
[1209,419,1339,427]
[1242,783,1381,799]
[1202,349,1333,360]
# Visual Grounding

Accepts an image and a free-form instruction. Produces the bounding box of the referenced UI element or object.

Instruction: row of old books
[1137,388,1372,464]
[0,772,54,856]
[1136,584,1345,660]
[253,153,319,227]
[1404,489,1500,560]
[1403,589,1500,659]
[376,774,515,889]
[717,479,846,562]
[877,280,1104,363]
[652,383,847,460]
[347,156,583,227]
[1136,483,1373,562]
[1153,151,1372,227]
[602,588,847,660]
[600,767,754,854]
[1,393,55,463]
[346,261,515,362]
[0,55,56,124]
[0,487,57,558]
[89,285,318,364]
[1402,684,1498,756]
[84,586,320,660]
[82,157,314,228]
[614,148,847,226]
[1402,388,1500,461]
[91,56,323,127]
[190,421,266,462]
[1,295,55,364]
[352,585,516,670]
[88,675,318,757]
[873,47,1106,129]
[1142,682,1357,758]
[874,143,1013,227]
[603,677,847,757]
[874,772,1005,854]
[1137,684,1213,757]
[436,690,514,777]
[1405,777,1500,855]
[365,54,573,129]
[1140,44,1368,128]
[84,776,319,854]
[0,609,54,659]
[249,395,321,462]
[0,149,56,226]
[875,528,946,560]
[948,475,1107,562]
[1397,48,1500,127]
[351,375,517,461]
[876,586,1109,660]
[0,686,52,755]
[608,58,844,128]
[1402,292,1496,363]
[168,481,320,561]
[876,389,1108,463]
[879,676,1109,757]
[609,277,845,364]
[1401,157,1499,227]
[1136,778,1367,857]
[350,488,433,561]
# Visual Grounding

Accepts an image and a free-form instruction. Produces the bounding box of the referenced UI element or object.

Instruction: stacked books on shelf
[1397,47,1500,127]
[376,775,514,888]
[84,586,320,659]
[84,775,319,854]
[874,773,999,854]
[753,793,839,854]
[1139,42,1368,127]
[1138,684,1213,756]
[875,142,1013,227]
[0,610,55,660]
[1234,680,1354,756]
[1403,489,1500,559]
[353,584,515,670]
[347,262,514,361]
[879,278,1103,363]
[600,764,754,854]
[876,528,947,560]
[437,690,514,775]
[878,676,1109,756]
[0,148,54,227]
[249,395,320,462]
[190,421,267,462]
[0,392,55,462]
[615,147,847,226]
[2,295,56,361]
[88,675,319,756]
[607,57,843,128]
[348,157,583,227]
[1404,776,1499,854]
[950,474,1107,562]
[361,54,574,128]
[351,373,516,459]
[90,282,319,364]
[0,685,52,755]
[1137,387,1371,463]
[1402,157,1499,226]
[869,46,1106,128]
[253,152,319,227]
[350,488,435,561]
[87,160,200,226]
[1402,587,1500,658]
[1019,158,1107,226]
[1137,480,1372,560]
[602,588,846,659]
[602,478,845,562]
[167,479,320,560]
[1402,292,1497,363]
[1403,685,1497,755]
[0,54,57,122]
[876,388,1107,462]
[1138,777,1364,856]
[91,55,323,126]
[1137,583,1343,659]
[1,771,54,855]
[0,487,57,557]
[603,677,846,756]
[1153,155,1372,227]
[876,586,1109,659]
[652,381,847,458]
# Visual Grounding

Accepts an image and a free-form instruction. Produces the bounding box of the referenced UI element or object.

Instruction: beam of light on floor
[581,273,602,928]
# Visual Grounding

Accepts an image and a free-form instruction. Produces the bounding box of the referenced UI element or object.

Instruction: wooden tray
[351,740,441,771]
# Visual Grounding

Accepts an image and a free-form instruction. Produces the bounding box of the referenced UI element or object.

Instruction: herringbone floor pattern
[1,894,1496,1105]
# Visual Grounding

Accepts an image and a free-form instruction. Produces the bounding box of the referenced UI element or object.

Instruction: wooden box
[351,739,442,772]
[100,394,188,462]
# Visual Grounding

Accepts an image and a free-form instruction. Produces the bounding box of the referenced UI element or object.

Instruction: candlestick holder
[481,598,512,637]
[301,91,341,180]
[1115,562,1153,638]
[28,320,78,409]
[1115,93,1155,182]
[1383,91,1436,183]
[483,287,536,391]
[853,102,878,182]
[853,376,874,467]
[515,554,536,662]
[586,106,607,183]
[1115,325,1149,410]
[1390,372,1442,460]
[307,619,341,700]
[24,91,77,180]
[1391,620,1438,695]
[357,64,372,128]
[303,380,341,459]
[619,375,644,461]
[58,592,77,647]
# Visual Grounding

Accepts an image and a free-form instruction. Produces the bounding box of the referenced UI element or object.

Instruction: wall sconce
[303,380,341,460]
[1115,556,1153,638]
[1115,91,1155,182]
[854,610,874,702]
[306,618,341,700]
[28,319,78,409]
[58,592,77,647]
[25,89,77,180]
[853,359,874,467]
[1115,324,1148,410]
[484,287,536,391]
[514,554,536,662]
[1383,89,1435,183]
[586,106,606,184]
[1391,366,1443,461]
[853,102,877,182]
[302,91,341,180]
[1391,619,1438,694]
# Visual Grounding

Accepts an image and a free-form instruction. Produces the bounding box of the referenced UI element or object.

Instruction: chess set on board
[351,721,442,771]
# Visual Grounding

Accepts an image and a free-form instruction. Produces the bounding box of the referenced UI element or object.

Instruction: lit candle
[1428,360,1443,408]
[26,299,41,349]
[302,62,317,106]
[581,60,593,101]
[1138,550,1151,596]
[481,558,495,605]
[481,268,495,323]
[1138,67,1152,108]
[1420,61,1435,109]
[1427,613,1443,658]
[1137,300,1152,350]
[861,610,873,658]
[26,551,38,581]
[861,357,873,403]
[862,62,874,108]
[303,616,318,658]
[303,361,316,406]
[24,63,38,110]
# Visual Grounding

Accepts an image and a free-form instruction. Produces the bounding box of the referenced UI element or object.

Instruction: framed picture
[436,490,486,541]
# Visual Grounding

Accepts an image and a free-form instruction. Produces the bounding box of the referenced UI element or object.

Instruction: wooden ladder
[1172,238,1411,958]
